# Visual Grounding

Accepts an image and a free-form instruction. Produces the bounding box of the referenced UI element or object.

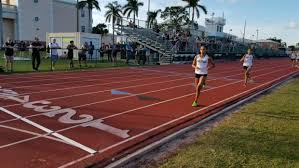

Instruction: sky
[91,0,299,46]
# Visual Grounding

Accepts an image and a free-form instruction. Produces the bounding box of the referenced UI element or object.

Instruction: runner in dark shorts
[67,41,78,69]
[3,38,15,72]
[30,37,43,71]
[79,42,88,68]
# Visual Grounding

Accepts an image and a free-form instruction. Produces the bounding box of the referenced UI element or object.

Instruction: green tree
[77,0,100,32]
[182,0,207,23]
[105,1,122,45]
[92,23,109,39]
[123,0,144,26]
[147,9,161,28]
[160,6,190,30]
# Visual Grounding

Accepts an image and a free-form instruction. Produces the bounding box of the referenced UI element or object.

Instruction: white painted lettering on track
[0,86,130,139]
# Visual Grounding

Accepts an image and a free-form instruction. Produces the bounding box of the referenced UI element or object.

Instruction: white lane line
[15,74,182,96]
[58,70,298,168]
[1,64,288,109]
[2,69,147,85]
[0,65,291,126]
[2,62,276,89]
[0,124,65,143]
[0,68,295,154]
[0,107,96,154]
[3,71,153,89]
[0,66,128,80]
[1,76,190,108]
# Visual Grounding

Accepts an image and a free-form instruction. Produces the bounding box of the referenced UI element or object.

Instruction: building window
[81,26,85,32]
[81,9,85,17]
[34,17,39,22]
[34,0,38,3]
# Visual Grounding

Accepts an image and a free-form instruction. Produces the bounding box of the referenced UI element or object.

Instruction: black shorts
[244,66,253,70]
[291,58,295,61]
[195,74,207,78]
[79,53,87,61]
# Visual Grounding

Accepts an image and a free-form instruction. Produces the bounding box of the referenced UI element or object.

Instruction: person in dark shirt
[3,37,15,72]
[79,42,88,68]
[67,40,78,69]
[88,41,94,60]
[30,37,43,71]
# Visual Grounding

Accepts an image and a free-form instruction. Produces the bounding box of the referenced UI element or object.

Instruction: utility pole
[242,19,246,44]
[77,0,79,32]
[256,28,259,41]
[148,0,150,13]
[0,0,3,47]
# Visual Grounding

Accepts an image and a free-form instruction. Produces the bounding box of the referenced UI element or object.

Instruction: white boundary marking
[0,124,65,143]
[0,107,96,154]
[2,62,278,90]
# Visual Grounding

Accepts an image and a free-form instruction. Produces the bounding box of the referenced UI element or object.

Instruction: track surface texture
[0,58,298,168]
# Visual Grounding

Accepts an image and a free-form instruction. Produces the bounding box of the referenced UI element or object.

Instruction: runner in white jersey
[290,51,297,68]
[191,46,215,107]
[240,48,254,86]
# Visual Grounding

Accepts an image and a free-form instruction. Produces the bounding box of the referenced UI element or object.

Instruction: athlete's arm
[240,55,245,62]
[192,55,197,69]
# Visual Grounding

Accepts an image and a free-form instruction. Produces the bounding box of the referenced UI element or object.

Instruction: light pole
[77,0,79,32]
[211,12,215,41]
[0,0,3,47]
[148,0,150,13]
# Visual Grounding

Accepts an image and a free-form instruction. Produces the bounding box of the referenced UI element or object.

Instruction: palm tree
[147,9,161,28]
[77,0,100,33]
[123,0,144,26]
[182,0,207,23]
[105,1,122,45]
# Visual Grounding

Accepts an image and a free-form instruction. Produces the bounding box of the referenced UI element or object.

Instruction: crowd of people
[1,36,153,72]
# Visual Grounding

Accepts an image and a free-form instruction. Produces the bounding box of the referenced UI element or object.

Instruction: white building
[205,17,226,37]
[190,15,237,40]
[1,0,91,42]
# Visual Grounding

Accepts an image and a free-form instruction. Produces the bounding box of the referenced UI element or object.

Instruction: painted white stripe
[0,107,96,154]
[0,125,65,143]
[2,62,277,89]
[4,71,154,89]
[3,70,152,85]
[58,70,298,168]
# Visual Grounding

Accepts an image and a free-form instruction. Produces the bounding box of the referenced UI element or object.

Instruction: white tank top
[291,53,296,59]
[195,54,209,75]
[243,54,253,67]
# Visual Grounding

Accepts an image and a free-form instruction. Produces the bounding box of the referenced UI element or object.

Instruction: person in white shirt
[240,48,254,86]
[49,39,61,70]
[192,46,215,107]
[290,51,297,68]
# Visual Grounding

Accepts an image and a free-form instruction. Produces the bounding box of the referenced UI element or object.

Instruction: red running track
[0,58,298,168]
